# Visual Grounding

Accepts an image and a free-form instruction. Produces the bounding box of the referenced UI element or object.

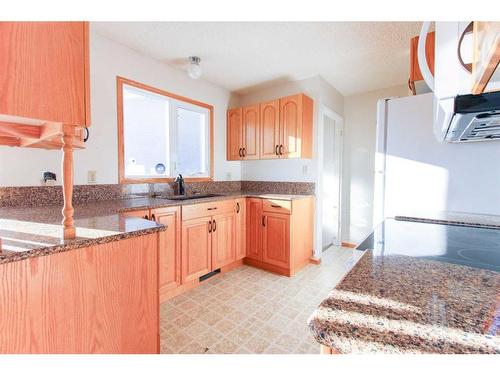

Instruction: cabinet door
[227,108,243,160]
[260,100,280,159]
[235,199,246,260]
[211,212,237,269]
[262,212,290,269]
[152,207,181,292]
[181,217,212,283]
[246,198,263,261]
[279,94,303,159]
[242,104,260,160]
[0,22,89,126]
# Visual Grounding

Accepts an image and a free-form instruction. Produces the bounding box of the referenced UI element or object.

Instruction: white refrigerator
[373,93,500,226]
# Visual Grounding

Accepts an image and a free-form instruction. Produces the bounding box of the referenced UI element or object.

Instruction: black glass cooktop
[357,219,500,272]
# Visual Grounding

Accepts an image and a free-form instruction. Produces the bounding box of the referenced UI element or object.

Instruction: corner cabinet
[245,196,314,276]
[227,93,313,161]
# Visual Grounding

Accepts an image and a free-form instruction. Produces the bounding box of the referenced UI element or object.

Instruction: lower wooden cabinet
[151,207,181,297]
[181,216,212,283]
[245,197,314,276]
[246,198,263,261]
[235,198,246,260]
[211,212,237,269]
[262,212,290,269]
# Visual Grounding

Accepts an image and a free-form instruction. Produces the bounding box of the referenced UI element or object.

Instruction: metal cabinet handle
[144,214,149,220]
[238,148,242,157]
[236,202,240,213]
[151,214,156,221]
[242,147,246,157]
[208,220,212,233]
[271,204,281,208]
[279,145,283,155]
[207,207,217,211]
[275,145,279,155]
[213,220,216,232]
[262,216,266,227]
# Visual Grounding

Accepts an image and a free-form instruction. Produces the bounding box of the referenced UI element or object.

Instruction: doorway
[317,106,343,252]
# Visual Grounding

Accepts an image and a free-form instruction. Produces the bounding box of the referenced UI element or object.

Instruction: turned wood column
[61,124,76,239]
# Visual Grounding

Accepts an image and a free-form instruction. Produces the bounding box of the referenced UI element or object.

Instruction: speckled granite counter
[0,192,313,264]
[308,219,500,354]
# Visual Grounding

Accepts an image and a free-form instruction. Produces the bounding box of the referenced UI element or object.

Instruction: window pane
[123,85,170,178]
[176,107,209,177]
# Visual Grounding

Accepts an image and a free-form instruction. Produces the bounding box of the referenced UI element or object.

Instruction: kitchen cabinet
[181,216,212,283]
[242,104,260,159]
[0,22,90,127]
[121,209,150,219]
[262,212,290,269]
[227,93,313,161]
[227,108,242,160]
[245,197,314,276]
[181,199,240,283]
[235,198,246,260]
[409,31,435,94]
[211,212,237,269]
[246,198,263,261]
[151,207,181,299]
[260,99,280,159]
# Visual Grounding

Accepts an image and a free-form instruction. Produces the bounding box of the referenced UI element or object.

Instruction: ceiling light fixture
[187,56,202,79]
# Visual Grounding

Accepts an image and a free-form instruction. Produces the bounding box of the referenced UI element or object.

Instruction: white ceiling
[92,22,422,96]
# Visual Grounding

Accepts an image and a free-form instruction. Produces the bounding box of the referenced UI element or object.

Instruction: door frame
[314,105,344,257]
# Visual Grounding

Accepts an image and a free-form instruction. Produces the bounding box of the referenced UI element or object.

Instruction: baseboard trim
[341,242,357,248]
[309,256,321,265]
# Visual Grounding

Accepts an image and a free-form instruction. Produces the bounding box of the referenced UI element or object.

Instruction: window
[117,77,213,183]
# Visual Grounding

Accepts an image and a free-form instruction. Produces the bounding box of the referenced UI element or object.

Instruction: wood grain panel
[227,108,243,160]
[246,198,263,261]
[259,99,280,159]
[211,212,236,269]
[0,22,89,125]
[181,199,236,221]
[280,94,302,158]
[235,198,246,260]
[152,207,181,298]
[181,217,211,283]
[120,209,150,219]
[0,234,159,353]
[262,212,290,269]
[242,104,260,159]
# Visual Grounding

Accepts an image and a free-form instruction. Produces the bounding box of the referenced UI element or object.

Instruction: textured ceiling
[91,22,422,96]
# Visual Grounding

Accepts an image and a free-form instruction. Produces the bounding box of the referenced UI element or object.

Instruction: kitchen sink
[157,193,223,201]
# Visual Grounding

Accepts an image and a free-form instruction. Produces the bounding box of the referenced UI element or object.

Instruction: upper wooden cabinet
[260,99,280,159]
[242,105,260,159]
[0,22,90,127]
[279,94,313,159]
[227,93,313,161]
[409,31,435,94]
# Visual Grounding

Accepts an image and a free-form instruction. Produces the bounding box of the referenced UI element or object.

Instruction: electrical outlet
[226,172,232,181]
[87,170,97,184]
[302,165,309,175]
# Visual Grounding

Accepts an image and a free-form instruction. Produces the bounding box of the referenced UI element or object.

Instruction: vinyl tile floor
[159,246,363,354]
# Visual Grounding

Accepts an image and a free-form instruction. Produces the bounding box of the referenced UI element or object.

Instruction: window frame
[116,76,214,184]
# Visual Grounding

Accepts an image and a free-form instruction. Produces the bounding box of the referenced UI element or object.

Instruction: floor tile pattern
[160,246,361,354]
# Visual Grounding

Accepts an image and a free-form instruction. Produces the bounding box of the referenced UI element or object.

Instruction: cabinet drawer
[262,199,292,214]
[182,199,237,221]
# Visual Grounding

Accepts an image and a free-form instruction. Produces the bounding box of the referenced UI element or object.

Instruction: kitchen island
[308,219,500,354]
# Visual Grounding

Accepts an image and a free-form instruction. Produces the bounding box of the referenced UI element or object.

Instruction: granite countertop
[308,220,500,354]
[0,191,313,264]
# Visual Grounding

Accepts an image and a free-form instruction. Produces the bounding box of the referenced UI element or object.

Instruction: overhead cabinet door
[227,108,243,160]
[259,99,280,159]
[242,104,260,159]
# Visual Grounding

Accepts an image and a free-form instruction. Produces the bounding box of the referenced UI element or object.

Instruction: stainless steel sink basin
[158,193,223,201]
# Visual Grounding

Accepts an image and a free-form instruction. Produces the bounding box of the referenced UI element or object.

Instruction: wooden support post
[61,124,76,239]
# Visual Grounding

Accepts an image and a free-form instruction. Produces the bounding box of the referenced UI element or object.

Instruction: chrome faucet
[174,174,185,196]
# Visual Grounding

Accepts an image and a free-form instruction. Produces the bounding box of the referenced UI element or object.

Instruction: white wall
[342,84,408,244]
[239,76,344,182]
[0,29,241,186]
